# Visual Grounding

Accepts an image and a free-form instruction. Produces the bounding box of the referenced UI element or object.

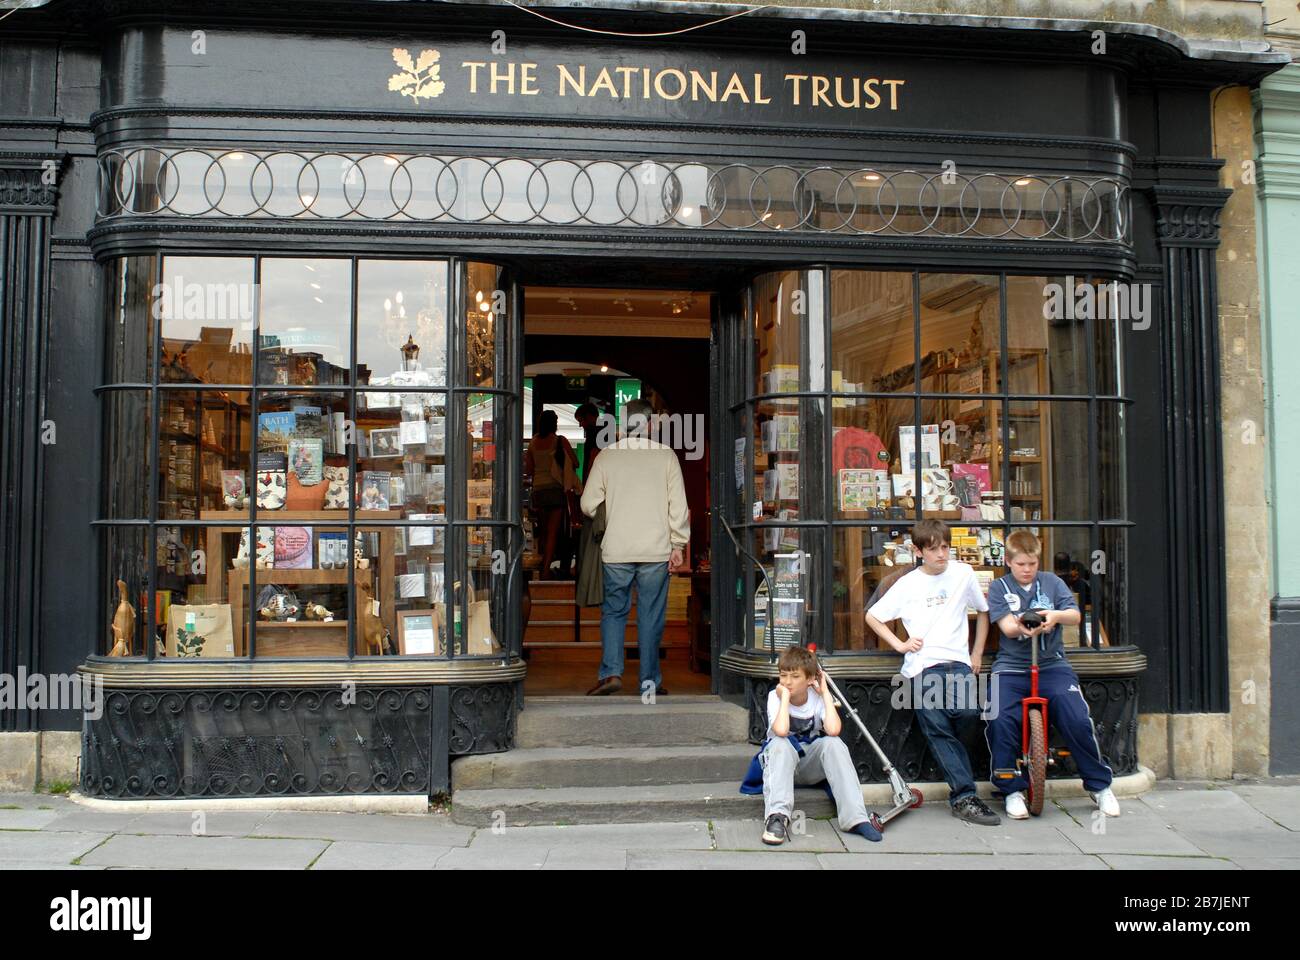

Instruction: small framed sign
[397,608,439,655]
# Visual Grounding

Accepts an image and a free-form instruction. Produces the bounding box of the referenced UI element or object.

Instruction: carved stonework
[1151,186,1231,246]
[0,157,63,211]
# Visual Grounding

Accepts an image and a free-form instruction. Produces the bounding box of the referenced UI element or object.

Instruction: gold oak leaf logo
[389,47,446,101]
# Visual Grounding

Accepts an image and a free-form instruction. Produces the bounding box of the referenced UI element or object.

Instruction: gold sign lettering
[421,53,901,112]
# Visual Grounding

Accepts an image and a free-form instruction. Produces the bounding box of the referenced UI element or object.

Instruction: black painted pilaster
[0,153,63,733]
[1150,185,1231,714]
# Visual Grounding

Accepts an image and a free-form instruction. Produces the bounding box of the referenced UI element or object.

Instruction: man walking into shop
[581,398,690,697]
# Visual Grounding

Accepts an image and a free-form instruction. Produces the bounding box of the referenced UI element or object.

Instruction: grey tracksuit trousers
[760,735,870,831]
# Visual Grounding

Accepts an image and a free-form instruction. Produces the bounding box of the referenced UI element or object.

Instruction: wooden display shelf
[254,621,349,658]
[199,509,401,521]
[256,620,343,629]
[204,512,401,654]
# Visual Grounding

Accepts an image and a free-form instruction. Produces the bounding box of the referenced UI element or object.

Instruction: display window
[98,255,515,660]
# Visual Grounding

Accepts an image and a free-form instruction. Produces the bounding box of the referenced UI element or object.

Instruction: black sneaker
[951,795,1002,826]
[761,814,790,846]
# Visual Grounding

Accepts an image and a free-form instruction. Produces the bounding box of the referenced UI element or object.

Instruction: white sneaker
[1091,787,1121,817]
[1004,791,1029,820]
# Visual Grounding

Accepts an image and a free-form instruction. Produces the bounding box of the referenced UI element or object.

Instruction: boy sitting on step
[741,645,883,846]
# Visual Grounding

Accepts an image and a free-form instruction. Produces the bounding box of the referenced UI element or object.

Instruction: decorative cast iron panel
[449,682,518,756]
[97,147,1131,244]
[746,673,1140,783]
[80,684,512,799]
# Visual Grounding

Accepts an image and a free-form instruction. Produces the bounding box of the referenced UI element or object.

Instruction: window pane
[1048,526,1094,642]
[257,258,352,386]
[254,392,350,516]
[357,259,448,388]
[160,257,255,385]
[1098,401,1127,521]
[251,524,351,658]
[1006,275,1089,395]
[917,274,999,396]
[102,526,149,657]
[155,524,248,659]
[448,525,510,657]
[989,399,1091,524]
[107,256,156,384]
[366,522,452,657]
[832,397,916,521]
[357,390,447,520]
[748,525,823,654]
[103,390,151,520]
[1092,526,1127,647]
[465,262,506,388]
[753,270,803,398]
[754,398,821,520]
[1094,293,1123,396]
[466,393,511,521]
[159,390,251,520]
[830,270,914,394]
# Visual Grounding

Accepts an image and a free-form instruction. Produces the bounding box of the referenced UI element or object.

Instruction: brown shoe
[586,676,623,696]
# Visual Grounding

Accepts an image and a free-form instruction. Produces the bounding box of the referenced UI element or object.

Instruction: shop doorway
[520,286,714,696]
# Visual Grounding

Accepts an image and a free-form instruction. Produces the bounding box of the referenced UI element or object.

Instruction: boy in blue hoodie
[985,531,1120,819]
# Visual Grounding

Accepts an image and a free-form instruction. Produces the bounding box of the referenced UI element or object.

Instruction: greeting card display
[256,453,287,510]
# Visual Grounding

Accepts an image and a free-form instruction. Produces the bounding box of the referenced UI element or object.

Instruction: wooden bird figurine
[109,579,135,656]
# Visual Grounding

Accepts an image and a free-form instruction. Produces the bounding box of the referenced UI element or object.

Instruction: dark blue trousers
[985,666,1113,795]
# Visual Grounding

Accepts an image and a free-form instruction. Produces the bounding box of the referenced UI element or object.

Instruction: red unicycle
[993,610,1070,815]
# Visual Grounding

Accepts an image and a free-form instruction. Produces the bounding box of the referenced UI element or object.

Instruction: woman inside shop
[525,409,581,580]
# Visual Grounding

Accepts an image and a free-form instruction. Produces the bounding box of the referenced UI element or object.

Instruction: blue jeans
[913,662,981,806]
[599,561,670,690]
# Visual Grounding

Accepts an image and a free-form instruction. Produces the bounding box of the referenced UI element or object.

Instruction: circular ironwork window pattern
[98,147,1130,244]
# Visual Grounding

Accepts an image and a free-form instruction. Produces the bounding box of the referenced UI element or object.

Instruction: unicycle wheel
[1027,708,1048,817]
[908,787,924,809]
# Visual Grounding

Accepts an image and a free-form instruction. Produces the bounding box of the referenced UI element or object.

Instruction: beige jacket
[579,437,690,563]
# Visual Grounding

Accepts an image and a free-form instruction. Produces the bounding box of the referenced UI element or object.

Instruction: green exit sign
[615,378,641,421]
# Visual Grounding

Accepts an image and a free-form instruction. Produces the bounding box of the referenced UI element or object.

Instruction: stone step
[516,696,750,748]
[452,744,757,790]
[451,781,834,826]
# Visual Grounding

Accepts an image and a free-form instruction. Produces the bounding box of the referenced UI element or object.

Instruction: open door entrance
[520,286,714,696]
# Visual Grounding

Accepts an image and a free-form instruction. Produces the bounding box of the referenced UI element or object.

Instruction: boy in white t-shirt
[865,519,1001,826]
[755,645,882,846]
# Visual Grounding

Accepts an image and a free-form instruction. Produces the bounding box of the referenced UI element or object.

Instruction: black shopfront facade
[1,0,1278,799]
